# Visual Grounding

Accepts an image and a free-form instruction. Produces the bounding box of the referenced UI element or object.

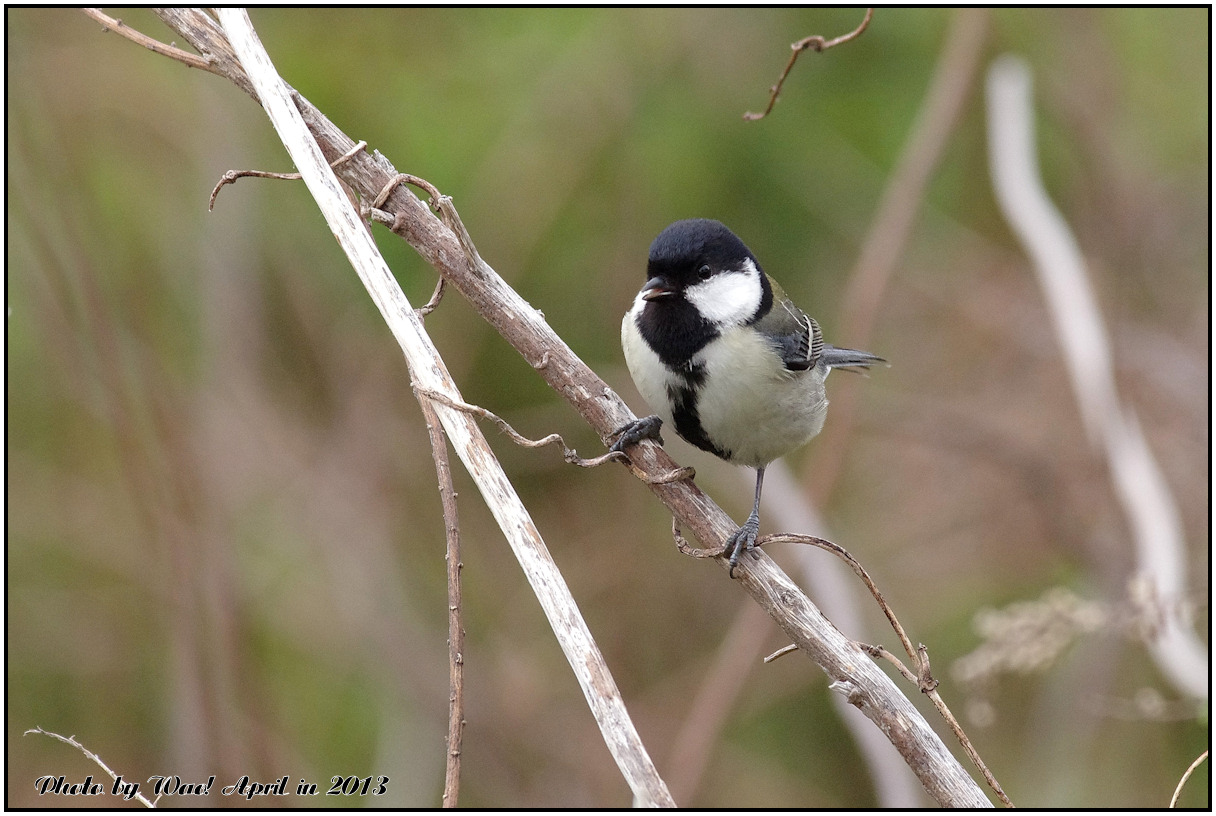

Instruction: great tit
[612,218,883,575]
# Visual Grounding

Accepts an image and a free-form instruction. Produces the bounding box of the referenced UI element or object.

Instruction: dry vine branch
[207,139,368,210]
[744,8,874,121]
[415,387,695,482]
[91,9,995,807]
[757,533,1014,807]
[83,7,214,75]
[762,532,918,664]
[210,157,455,318]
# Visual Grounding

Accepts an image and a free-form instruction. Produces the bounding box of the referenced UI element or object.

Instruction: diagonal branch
[97,8,996,807]
[213,8,674,807]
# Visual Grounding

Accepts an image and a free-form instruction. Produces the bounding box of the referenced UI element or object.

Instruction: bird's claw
[609,415,664,454]
[725,513,761,577]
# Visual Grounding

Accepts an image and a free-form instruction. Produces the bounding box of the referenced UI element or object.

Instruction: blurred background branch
[985,54,1207,703]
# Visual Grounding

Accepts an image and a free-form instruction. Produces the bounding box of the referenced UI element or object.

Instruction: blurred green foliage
[7,7,1208,808]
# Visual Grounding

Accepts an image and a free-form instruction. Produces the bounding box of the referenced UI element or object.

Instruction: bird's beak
[641,277,675,301]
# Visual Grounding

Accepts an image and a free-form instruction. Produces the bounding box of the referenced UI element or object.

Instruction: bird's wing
[754,295,822,372]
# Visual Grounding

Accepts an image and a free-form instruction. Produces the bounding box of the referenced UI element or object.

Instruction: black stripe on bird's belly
[667,364,732,461]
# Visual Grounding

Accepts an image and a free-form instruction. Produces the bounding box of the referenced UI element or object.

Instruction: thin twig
[415,277,447,318]
[24,727,161,808]
[368,175,472,316]
[760,533,918,665]
[763,643,800,664]
[417,387,695,484]
[859,643,919,684]
[374,172,441,210]
[209,140,368,210]
[759,534,1014,807]
[206,150,455,327]
[858,643,1011,810]
[1169,749,1208,808]
[82,8,216,75]
[383,176,488,284]
[415,395,466,808]
[923,685,1013,808]
[744,8,873,121]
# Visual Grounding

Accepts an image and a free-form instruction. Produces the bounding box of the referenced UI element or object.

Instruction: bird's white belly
[623,313,828,469]
[694,327,828,467]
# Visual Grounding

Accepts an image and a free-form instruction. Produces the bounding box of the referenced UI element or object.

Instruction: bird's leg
[726,466,765,577]
[609,415,665,454]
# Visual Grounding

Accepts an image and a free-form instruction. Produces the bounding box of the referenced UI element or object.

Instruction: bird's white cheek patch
[685,259,762,327]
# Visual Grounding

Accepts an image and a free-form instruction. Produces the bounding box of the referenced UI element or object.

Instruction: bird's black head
[646,219,759,291]
[634,219,774,367]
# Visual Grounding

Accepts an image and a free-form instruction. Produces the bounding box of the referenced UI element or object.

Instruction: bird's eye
[697,265,712,280]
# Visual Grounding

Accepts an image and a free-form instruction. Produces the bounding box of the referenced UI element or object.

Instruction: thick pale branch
[214,9,673,807]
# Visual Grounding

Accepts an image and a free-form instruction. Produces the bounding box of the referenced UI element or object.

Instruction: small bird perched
[613,219,883,575]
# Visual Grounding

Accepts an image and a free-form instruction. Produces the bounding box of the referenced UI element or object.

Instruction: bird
[612,218,883,575]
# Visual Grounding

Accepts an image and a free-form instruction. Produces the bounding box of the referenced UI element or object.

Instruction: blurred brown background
[7,7,1208,808]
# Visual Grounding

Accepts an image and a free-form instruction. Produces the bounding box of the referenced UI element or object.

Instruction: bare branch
[923,685,1013,808]
[761,532,918,665]
[416,387,626,468]
[744,8,874,121]
[83,8,216,75]
[762,643,799,664]
[415,276,447,318]
[208,140,368,210]
[671,517,723,559]
[415,395,466,808]
[24,727,160,808]
[859,642,920,684]
[1169,749,1208,808]
[151,8,256,97]
[418,387,695,482]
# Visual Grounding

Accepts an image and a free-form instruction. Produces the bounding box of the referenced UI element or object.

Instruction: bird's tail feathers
[821,345,886,373]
